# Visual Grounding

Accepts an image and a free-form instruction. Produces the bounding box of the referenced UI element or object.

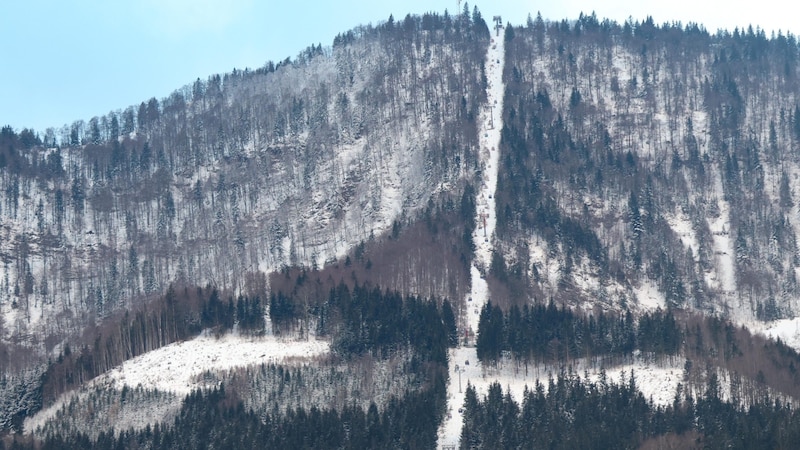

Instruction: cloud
[141,0,254,39]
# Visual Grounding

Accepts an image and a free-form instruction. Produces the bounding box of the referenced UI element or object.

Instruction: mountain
[493,14,800,323]
[4,8,800,448]
[0,11,487,354]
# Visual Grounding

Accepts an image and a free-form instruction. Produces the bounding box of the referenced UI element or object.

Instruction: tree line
[476,300,800,405]
[270,282,456,364]
[460,372,800,449]
[21,378,445,450]
[20,282,454,448]
[40,285,265,409]
[476,301,681,367]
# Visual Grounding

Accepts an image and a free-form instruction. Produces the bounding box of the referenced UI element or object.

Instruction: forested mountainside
[7,6,800,449]
[493,13,800,324]
[0,11,488,358]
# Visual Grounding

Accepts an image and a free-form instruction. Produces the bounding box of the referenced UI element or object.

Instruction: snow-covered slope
[439,26,506,449]
[25,332,330,434]
[0,16,489,359]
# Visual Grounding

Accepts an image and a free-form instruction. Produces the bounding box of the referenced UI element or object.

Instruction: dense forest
[460,373,800,449]
[12,384,443,450]
[492,13,800,324]
[476,301,681,366]
[268,281,455,366]
[476,300,800,403]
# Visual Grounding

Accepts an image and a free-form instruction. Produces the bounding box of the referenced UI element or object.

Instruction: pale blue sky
[2,0,799,133]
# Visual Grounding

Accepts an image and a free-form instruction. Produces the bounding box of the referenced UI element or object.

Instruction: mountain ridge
[5,8,800,447]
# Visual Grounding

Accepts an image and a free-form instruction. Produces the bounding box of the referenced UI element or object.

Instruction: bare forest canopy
[0,9,489,358]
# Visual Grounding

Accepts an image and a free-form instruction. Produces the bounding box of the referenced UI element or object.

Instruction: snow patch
[97,332,329,395]
[666,212,699,257]
[706,171,736,298]
[759,317,800,350]
[439,347,684,446]
[26,332,329,434]
[634,278,667,311]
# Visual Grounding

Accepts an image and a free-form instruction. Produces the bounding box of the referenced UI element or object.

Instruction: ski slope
[438,25,506,449]
[436,27,688,448]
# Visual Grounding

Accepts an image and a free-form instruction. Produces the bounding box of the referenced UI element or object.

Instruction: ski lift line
[439,24,505,449]
[493,16,503,37]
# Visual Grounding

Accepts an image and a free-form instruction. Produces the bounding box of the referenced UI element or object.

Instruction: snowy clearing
[666,212,699,258]
[439,347,684,446]
[758,317,800,350]
[25,332,330,434]
[634,278,667,311]
[95,332,330,394]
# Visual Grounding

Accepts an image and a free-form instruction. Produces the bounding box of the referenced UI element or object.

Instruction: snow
[634,278,667,311]
[707,171,737,298]
[438,347,684,445]
[607,362,683,406]
[666,212,699,258]
[529,239,562,291]
[25,332,330,434]
[96,332,329,394]
[438,32,686,446]
[759,317,800,349]
[438,28,506,449]
[471,60,503,271]
[465,265,488,336]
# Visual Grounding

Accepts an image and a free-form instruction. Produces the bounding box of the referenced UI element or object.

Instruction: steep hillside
[492,14,800,326]
[7,7,800,448]
[0,12,489,358]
